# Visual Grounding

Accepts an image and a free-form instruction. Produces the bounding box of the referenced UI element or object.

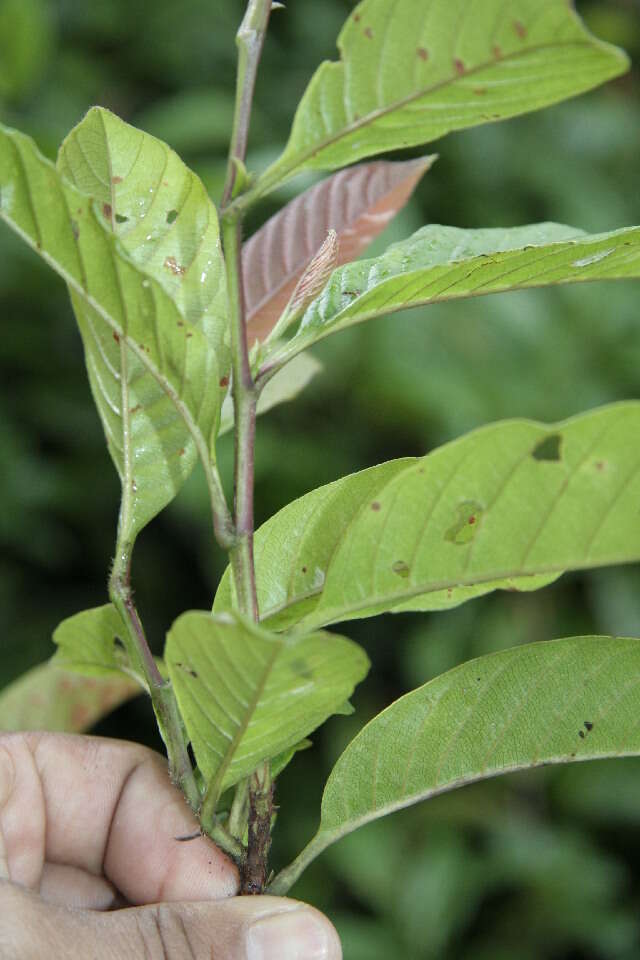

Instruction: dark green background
[2,1,640,956]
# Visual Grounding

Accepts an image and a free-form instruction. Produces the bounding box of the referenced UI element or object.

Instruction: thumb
[1,882,342,960]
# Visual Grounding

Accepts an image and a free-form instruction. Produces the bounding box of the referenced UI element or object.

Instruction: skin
[0,732,341,959]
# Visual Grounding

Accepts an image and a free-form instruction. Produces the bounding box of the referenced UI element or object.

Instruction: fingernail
[247,907,340,960]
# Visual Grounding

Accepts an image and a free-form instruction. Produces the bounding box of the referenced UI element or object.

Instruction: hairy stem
[223,214,259,621]
[221,0,272,208]
[219,0,273,895]
[109,539,200,810]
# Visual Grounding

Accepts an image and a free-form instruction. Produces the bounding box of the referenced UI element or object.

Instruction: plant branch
[109,538,201,811]
[218,0,273,895]
[221,0,272,208]
[222,214,259,620]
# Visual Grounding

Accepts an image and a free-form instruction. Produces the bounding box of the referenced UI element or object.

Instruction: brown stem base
[240,767,274,894]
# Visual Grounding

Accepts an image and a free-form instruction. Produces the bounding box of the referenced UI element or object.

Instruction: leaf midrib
[204,634,283,803]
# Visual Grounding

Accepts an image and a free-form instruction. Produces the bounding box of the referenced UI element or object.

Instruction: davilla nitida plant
[1,0,640,896]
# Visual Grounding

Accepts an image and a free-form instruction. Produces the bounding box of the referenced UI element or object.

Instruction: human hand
[0,732,341,959]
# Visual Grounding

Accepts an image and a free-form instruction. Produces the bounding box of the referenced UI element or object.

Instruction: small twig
[221,0,272,208]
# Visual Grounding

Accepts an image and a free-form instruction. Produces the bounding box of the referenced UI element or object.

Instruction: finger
[1,882,342,960]
[39,863,119,910]
[0,732,239,902]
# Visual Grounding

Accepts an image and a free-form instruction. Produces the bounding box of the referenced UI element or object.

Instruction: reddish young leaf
[0,661,140,733]
[243,156,435,344]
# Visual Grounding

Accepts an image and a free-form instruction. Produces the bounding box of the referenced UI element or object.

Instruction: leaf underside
[243,157,433,344]
[215,402,640,631]
[270,222,640,364]
[313,635,640,856]
[0,120,222,540]
[57,108,230,539]
[52,603,148,685]
[0,660,140,733]
[259,0,628,192]
[165,612,369,803]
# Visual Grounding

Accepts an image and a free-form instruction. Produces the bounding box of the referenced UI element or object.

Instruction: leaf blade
[56,108,229,538]
[243,157,433,344]
[271,222,640,363]
[165,612,369,802]
[0,660,140,733]
[214,403,640,630]
[0,120,222,538]
[257,0,628,192]
[316,635,640,854]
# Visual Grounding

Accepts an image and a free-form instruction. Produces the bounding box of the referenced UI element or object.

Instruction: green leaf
[215,402,640,631]
[269,635,640,892]
[256,0,628,195]
[218,352,323,437]
[52,603,148,686]
[0,660,140,733]
[165,611,369,804]
[268,222,640,366]
[55,108,229,539]
[0,120,223,540]
[213,458,414,628]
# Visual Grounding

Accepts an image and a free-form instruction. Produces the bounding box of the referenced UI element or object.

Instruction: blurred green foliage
[1,1,640,956]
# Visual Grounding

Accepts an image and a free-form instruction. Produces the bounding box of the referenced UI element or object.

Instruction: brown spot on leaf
[417,46,429,61]
[392,560,410,578]
[364,26,373,38]
[219,375,230,388]
[302,565,307,574]
[454,58,465,75]
[112,176,123,185]
[177,662,198,678]
[130,404,141,414]
[474,87,487,95]
[164,255,186,276]
[493,44,503,58]
[103,202,113,220]
[178,447,185,456]
[71,219,79,240]
[113,332,120,344]
[354,11,360,21]
[371,501,381,511]
[595,460,607,472]
[513,19,527,38]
